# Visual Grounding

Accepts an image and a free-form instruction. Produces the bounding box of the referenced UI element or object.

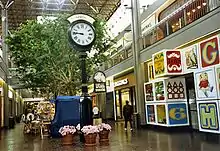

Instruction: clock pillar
[79,52,93,133]
[67,14,96,143]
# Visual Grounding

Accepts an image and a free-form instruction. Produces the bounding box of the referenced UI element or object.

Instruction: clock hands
[72,32,84,35]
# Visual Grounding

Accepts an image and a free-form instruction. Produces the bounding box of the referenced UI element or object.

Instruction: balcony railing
[104,0,218,70]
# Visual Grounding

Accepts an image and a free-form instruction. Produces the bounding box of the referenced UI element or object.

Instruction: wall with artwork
[144,77,189,127]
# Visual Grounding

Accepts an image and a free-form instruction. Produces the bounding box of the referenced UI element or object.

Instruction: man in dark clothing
[123,100,133,131]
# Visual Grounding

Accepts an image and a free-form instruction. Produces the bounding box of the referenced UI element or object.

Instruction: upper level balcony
[104,0,220,77]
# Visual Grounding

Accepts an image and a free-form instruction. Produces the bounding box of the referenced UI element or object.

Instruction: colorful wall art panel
[182,44,199,73]
[148,61,154,81]
[166,78,186,100]
[156,104,167,124]
[145,83,154,101]
[194,68,217,100]
[198,101,220,133]
[199,36,220,68]
[168,103,188,125]
[215,65,220,98]
[166,50,182,74]
[155,81,165,101]
[153,52,165,77]
[146,105,156,123]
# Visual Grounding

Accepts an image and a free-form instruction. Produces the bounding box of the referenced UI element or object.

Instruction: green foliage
[6,14,114,97]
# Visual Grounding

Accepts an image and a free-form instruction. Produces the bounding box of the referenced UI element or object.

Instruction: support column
[131,0,146,124]
[2,8,9,128]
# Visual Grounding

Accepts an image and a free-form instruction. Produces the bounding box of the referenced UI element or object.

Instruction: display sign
[67,14,95,24]
[153,52,165,77]
[197,101,219,133]
[146,105,156,123]
[199,36,220,68]
[182,44,199,73]
[168,103,188,125]
[194,68,217,100]
[114,78,129,87]
[156,104,167,124]
[148,61,154,81]
[166,50,182,73]
[141,15,156,34]
[93,71,106,93]
[166,78,186,100]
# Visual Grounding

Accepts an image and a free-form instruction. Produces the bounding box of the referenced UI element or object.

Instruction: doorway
[185,74,199,130]
[115,87,136,120]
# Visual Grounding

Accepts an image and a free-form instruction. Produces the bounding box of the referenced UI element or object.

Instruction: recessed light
[187,12,190,15]
[197,6,201,9]
[202,2,207,6]
[192,9,196,12]
[176,23,179,26]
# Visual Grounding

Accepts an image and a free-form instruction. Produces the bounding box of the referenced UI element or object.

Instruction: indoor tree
[6,14,114,98]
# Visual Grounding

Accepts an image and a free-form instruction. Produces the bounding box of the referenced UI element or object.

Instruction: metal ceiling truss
[0,0,120,31]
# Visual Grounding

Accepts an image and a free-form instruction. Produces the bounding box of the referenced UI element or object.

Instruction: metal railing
[104,0,218,70]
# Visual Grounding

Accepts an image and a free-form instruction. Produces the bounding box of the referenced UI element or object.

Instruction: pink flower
[97,123,111,131]
[81,125,99,135]
[59,125,76,136]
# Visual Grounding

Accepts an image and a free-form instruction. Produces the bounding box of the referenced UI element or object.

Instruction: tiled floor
[1,122,220,151]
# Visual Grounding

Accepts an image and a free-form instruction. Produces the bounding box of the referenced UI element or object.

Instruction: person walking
[123,100,133,131]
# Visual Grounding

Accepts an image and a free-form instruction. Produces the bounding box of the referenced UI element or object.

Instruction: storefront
[144,30,220,133]
[114,72,136,120]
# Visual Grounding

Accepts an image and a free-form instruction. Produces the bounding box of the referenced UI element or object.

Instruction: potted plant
[97,123,111,143]
[80,125,99,146]
[59,125,76,145]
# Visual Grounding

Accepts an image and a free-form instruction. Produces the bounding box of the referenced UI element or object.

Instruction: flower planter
[99,130,110,142]
[62,133,74,145]
[84,133,97,146]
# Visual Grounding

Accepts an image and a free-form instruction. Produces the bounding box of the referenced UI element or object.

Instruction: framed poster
[199,36,220,68]
[153,52,165,77]
[156,104,167,124]
[182,44,199,73]
[194,68,217,100]
[148,61,154,81]
[146,105,156,123]
[168,103,188,125]
[155,81,165,101]
[144,83,154,101]
[166,50,182,74]
[166,78,186,100]
[215,65,220,98]
[197,101,220,133]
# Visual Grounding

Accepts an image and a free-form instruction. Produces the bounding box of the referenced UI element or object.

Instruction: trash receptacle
[9,116,15,129]
[133,113,140,129]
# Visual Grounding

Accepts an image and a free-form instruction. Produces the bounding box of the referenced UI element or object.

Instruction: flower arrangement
[98,123,111,131]
[59,125,76,136]
[81,125,99,135]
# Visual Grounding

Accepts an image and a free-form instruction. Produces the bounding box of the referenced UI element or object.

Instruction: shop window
[168,11,184,34]
[185,0,208,24]
[118,51,125,62]
[126,48,132,58]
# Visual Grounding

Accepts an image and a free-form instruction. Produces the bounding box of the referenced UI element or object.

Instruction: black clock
[68,20,96,51]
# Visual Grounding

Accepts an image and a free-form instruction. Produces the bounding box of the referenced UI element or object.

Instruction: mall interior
[1,0,220,150]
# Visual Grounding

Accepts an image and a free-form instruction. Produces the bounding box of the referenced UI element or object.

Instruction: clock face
[70,22,95,46]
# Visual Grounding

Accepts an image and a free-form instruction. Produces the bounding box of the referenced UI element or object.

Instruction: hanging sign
[93,71,106,93]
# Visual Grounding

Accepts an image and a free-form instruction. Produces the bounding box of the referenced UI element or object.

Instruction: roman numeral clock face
[70,22,95,47]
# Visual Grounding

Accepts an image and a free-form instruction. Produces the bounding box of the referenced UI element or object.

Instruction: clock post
[67,14,96,142]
